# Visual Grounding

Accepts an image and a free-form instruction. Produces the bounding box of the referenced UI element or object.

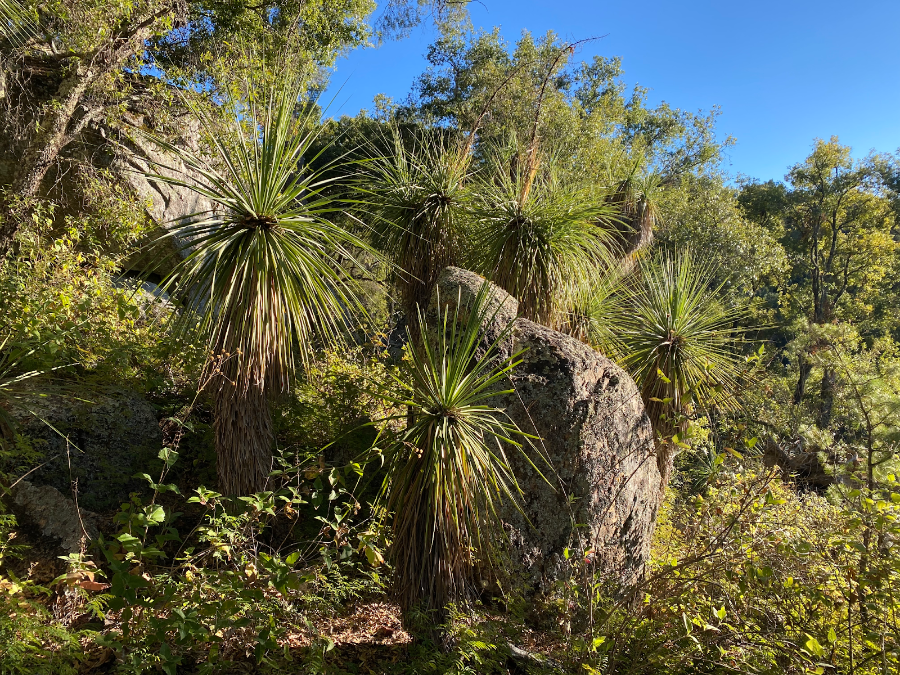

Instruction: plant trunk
[213,379,274,497]
[0,3,179,261]
[0,70,92,259]
[656,439,675,496]
[793,354,812,405]
[817,366,837,428]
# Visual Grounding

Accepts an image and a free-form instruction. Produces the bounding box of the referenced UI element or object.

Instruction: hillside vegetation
[1,2,899,673]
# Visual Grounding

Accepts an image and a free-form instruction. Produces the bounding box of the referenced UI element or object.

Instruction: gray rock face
[430,267,520,348]
[74,122,215,278]
[16,391,162,511]
[0,104,213,277]
[9,481,100,553]
[114,124,213,232]
[428,268,661,589]
[112,126,217,271]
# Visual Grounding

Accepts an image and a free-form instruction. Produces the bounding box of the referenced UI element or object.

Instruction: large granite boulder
[14,391,162,512]
[428,268,661,589]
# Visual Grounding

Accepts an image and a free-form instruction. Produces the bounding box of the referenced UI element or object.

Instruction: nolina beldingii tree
[616,253,748,490]
[142,74,376,496]
[357,130,470,331]
[469,147,619,328]
[377,285,541,622]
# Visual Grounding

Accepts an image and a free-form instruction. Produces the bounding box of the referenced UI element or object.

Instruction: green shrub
[0,515,87,674]
[0,193,202,395]
[80,445,388,674]
[549,469,900,675]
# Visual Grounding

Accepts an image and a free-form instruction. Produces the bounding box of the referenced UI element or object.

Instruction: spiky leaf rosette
[562,265,628,357]
[378,284,538,619]
[617,252,748,438]
[0,0,37,44]
[606,157,662,259]
[356,131,470,324]
[468,151,619,327]
[141,78,374,396]
[139,75,377,495]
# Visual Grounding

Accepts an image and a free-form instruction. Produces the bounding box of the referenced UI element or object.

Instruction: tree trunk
[0,3,179,260]
[793,354,812,404]
[817,366,837,429]
[0,69,93,257]
[656,439,675,496]
[213,379,274,497]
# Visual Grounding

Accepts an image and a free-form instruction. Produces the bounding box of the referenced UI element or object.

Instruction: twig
[6,454,59,490]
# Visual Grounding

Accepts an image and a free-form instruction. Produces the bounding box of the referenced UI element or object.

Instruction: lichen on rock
[9,480,100,554]
[15,390,162,512]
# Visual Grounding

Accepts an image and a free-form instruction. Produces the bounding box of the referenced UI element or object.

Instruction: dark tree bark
[793,355,812,404]
[213,378,274,497]
[817,366,837,429]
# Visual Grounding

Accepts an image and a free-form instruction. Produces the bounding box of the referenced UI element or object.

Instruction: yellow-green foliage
[278,344,401,456]
[0,190,202,393]
[550,470,900,675]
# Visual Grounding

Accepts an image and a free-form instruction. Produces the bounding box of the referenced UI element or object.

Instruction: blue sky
[322,0,900,182]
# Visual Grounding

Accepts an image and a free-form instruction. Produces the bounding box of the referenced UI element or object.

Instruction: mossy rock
[15,390,162,512]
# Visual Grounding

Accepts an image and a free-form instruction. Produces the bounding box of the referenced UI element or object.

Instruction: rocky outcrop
[9,481,100,553]
[110,123,218,274]
[0,91,214,277]
[15,391,162,511]
[113,123,213,234]
[428,268,661,589]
